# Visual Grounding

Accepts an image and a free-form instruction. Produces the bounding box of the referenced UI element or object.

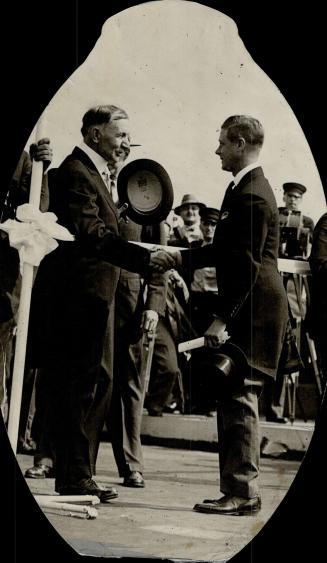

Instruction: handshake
[149,248,182,273]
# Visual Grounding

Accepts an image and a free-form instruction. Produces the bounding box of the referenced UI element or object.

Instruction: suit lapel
[217,167,264,226]
[234,166,264,192]
[72,147,119,221]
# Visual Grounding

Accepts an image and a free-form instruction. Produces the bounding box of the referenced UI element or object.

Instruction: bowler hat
[201,342,248,395]
[117,158,174,225]
[283,182,307,195]
[200,207,220,223]
[174,194,205,215]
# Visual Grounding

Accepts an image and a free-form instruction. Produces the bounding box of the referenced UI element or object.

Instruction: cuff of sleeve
[214,296,244,323]
[174,250,183,268]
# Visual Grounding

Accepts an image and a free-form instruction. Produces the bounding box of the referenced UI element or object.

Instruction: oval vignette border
[1,2,326,563]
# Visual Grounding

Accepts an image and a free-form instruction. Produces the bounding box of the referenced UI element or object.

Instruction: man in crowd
[150,115,289,515]
[278,182,314,259]
[169,194,204,247]
[106,220,166,488]
[263,182,315,423]
[188,206,220,415]
[190,206,220,334]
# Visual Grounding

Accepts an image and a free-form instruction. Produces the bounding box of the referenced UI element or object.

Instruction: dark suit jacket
[29,147,150,373]
[114,219,167,338]
[308,212,327,341]
[181,167,288,379]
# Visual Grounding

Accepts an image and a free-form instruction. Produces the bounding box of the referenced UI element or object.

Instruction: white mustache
[116,148,130,158]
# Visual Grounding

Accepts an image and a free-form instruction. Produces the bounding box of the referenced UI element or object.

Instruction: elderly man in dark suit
[29,105,152,502]
[150,115,289,515]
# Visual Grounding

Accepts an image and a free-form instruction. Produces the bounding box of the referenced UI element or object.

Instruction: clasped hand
[149,249,180,273]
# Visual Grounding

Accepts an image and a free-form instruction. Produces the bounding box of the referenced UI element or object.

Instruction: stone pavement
[17,437,302,562]
[140,413,314,454]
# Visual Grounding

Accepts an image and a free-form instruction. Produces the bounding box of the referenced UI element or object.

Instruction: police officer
[278,182,314,259]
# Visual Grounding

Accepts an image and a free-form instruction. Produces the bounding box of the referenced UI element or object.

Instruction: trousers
[217,371,264,499]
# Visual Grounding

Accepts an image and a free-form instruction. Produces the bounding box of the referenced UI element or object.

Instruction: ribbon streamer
[0,203,74,271]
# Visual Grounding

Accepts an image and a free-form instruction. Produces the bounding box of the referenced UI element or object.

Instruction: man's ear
[282,193,287,204]
[237,137,246,151]
[91,125,101,144]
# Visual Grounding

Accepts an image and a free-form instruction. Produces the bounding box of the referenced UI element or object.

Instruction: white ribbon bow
[0,203,74,271]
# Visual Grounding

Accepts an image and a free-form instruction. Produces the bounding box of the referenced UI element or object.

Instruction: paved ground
[17,441,302,562]
[141,412,314,453]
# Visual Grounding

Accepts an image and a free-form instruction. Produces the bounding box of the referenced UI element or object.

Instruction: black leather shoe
[18,440,37,455]
[57,478,119,503]
[193,494,261,515]
[123,471,145,488]
[25,464,55,479]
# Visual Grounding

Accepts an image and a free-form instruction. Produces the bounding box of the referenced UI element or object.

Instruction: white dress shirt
[79,142,119,204]
[233,162,260,186]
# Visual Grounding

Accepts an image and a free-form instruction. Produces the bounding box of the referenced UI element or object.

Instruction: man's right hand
[141,309,159,334]
[149,249,181,273]
[29,138,53,170]
[204,318,229,348]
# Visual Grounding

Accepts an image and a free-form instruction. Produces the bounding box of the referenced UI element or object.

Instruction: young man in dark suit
[149,115,289,515]
[29,105,152,502]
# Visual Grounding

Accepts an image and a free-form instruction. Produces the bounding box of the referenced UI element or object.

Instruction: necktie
[102,170,119,205]
[109,175,119,205]
[102,170,110,188]
[218,180,235,214]
[223,180,235,204]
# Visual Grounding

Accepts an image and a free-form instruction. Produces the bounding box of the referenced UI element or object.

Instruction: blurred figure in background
[190,207,220,334]
[187,207,220,415]
[144,267,192,417]
[308,211,327,388]
[168,194,204,248]
[105,220,166,488]
[262,182,315,423]
[278,182,314,260]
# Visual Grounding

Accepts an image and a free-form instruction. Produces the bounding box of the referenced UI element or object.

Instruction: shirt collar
[233,162,260,186]
[184,224,199,232]
[79,141,110,177]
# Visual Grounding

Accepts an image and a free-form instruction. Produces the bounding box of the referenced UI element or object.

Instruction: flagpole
[7,115,46,452]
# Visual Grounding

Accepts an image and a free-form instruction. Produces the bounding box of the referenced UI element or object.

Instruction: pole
[178,337,205,353]
[140,331,156,397]
[7,115,46,452]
